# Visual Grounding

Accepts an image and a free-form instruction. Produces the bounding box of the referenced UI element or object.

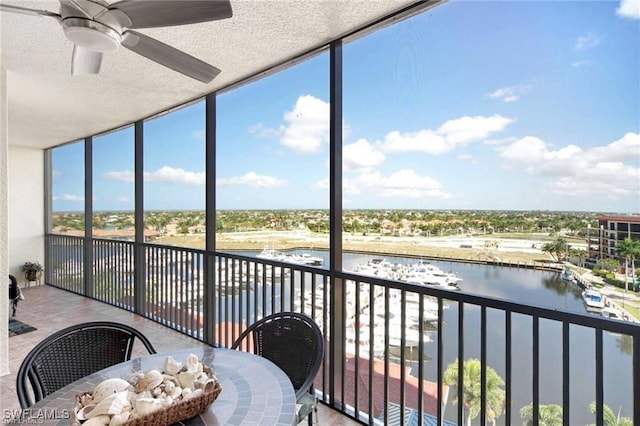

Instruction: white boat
[256,248,286,261]
[582,288,605,309]
[600,306,623,320]
[561,267,576,283]
[286,253,324,266]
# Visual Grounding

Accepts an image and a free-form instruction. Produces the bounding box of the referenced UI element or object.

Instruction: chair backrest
[9,274,18,299]
[231,312,324,399]
[16,321,156,408]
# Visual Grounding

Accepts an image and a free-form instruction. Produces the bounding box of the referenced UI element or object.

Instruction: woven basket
[72,375,222,425]
[126,381,222,426]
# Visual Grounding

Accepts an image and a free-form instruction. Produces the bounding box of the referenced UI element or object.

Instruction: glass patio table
[27,346,297,425]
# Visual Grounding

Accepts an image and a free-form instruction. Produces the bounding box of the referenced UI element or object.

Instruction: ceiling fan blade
[107,0,232,29]
[71,45,103,75]
[0,3,60,19]
[122,30,220,83]
[60,0,103,19]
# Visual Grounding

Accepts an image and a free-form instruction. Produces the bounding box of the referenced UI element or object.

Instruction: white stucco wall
[0,70,45,377]
[1,62,9,376]
[8,145,45,280]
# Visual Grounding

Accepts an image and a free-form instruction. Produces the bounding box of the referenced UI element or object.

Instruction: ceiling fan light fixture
[62,18,121,52]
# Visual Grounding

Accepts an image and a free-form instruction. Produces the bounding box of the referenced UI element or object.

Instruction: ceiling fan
[0,0,232,83]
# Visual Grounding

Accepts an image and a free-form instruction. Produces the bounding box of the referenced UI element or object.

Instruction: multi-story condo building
[588,216,640,260]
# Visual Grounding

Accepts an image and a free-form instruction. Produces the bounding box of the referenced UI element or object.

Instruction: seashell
[134,397,164,416]
[81,415,111,426]
[135,369,163,392]
[176,371,196,390]
[75,404,97,421]
[151,386,163,398]
[185,354,202,374]
[162,374,180,384]
[197,378,218,394]
[168,385,182,400]
[91,378,131,404]
[159,395,174,407]
[127,371,145,387]
[108,411,130,426]
[183,388,203,401]
[87,392,131,419]
[164,380,175,393]
[181,388,192,398]
[163,356,183,376]
[203,365,214,377]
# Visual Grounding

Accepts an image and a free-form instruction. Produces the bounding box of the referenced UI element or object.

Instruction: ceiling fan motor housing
[62,18,121,52]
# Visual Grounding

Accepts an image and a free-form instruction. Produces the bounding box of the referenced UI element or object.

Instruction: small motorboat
[582,288,605,309]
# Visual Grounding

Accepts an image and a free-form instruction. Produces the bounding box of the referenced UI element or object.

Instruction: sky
[53,0,640,214]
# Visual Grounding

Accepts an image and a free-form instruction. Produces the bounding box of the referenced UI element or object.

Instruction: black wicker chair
[16,321,156,409]
[8,275,19,317]
[231,312,324,426]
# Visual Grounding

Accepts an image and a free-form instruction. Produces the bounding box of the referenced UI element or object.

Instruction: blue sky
[53,0,640,213]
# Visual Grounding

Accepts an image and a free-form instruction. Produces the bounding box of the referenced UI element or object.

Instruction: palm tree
[616,237,640,291]
[519,403,563,426]
[542,237,568,263]
[443,358,505,426]
[588,402,633,426]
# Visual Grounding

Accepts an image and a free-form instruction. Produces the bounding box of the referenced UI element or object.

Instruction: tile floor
[2,285,360,425]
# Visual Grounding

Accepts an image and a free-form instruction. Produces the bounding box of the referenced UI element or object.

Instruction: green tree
[542,237,569,262]
[617,237,640,290]
[519,403,563,426]
[588,402,633,426]
[443,358,505,426]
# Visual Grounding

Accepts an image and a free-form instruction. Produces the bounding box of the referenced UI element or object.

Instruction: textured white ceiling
[1,0,442,149]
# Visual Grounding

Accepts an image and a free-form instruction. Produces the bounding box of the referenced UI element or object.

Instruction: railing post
[84,136,93,298]
[329,40,344,407]
[204,93,217,346]
[134,121,145,314]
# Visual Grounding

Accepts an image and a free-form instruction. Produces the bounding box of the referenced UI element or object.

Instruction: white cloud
[344,170,452,199]
[53,194,84,201]
[249,123,280,139]
[381,114,514,154]
[572,60,591,68]
[192,130,205,141]
[280,95,330,154]
[458,153,479,165]
[437,114,515,145]
[496,133,640,198]
[617,0,640,19]
[217,172,287,188]
[382,130,450,154]
[575,33,601,50]
[144,166,205,185]
[104,167,205,185]
[487,84,531,102]
[103,170,134,182]
[344,138,386,171]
